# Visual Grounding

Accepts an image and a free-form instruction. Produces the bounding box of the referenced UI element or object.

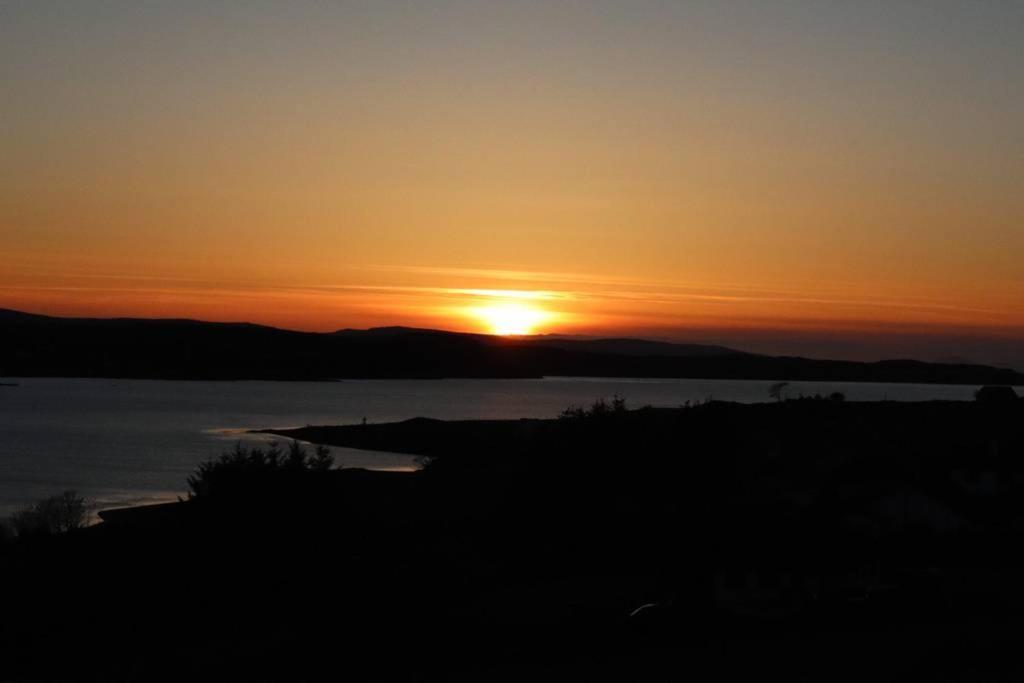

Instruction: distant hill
[1,308,1022,385]
[521,335,745,358]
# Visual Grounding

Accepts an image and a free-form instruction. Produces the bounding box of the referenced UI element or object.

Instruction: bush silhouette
[187,440,334,498]
[768,382,789,401]
[8,491,90,538]
[559,395,628,421]
[975,385,1018,404]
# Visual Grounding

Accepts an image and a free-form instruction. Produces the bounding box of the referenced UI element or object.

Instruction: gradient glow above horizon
[2,2,1023,367]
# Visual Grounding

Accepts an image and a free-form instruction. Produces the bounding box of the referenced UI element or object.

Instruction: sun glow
[472,302,550,336]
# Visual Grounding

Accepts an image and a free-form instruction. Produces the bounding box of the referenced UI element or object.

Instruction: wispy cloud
[4,262,1021,334]
[349,264,1016,320]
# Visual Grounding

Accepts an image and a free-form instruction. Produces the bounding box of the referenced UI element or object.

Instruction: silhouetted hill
[2,308,1022,384]
[522,335,744,358]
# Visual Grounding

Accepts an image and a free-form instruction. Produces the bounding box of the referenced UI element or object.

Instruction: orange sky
[2,3,1023,366]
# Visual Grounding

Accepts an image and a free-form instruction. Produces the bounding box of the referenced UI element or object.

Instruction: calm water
[0,377,1011,517]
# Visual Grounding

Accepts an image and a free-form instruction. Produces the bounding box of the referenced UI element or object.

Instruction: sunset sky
[3,2,1022,367]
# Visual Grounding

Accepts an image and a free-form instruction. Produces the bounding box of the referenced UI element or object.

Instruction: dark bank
[2,391,1023,681]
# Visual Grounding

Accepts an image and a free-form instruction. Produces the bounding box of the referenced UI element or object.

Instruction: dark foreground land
[3,396,1024,681]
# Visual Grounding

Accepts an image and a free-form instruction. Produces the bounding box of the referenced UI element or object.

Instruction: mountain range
[1,308,1021,385]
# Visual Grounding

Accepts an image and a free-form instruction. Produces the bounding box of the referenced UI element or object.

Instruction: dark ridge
[520,336,747,358]
[1,308,1021,385]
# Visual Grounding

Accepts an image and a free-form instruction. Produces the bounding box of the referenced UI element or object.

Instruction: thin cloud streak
[345,267,1015,321]
[2,276,1016,330]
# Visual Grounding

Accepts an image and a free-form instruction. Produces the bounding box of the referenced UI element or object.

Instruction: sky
[2,1,1023,367]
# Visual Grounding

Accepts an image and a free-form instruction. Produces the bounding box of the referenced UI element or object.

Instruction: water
[0,377,1012,517]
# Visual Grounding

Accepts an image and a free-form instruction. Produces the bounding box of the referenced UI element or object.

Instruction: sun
[473,302,549,336]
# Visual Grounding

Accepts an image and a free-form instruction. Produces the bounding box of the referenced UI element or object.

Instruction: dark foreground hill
[2,308,1022,384]
[3,396,1024,681]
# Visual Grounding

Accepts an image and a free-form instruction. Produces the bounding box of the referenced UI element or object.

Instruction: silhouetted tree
[768,382,789,402]
[559,395,628,421]
[975,385,1018,404]
[8,491,90,538]
[187,441,334,498]
[0,520,13,546]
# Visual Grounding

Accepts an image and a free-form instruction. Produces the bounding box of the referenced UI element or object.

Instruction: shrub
[0,520,13,545]
[559,395,628,421]
[768,382,789,402]
[975,385,1018,404]
[187,440,334,498]
[8,491,90,538]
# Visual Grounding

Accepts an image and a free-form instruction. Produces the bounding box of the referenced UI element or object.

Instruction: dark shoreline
[252,397,1012,457]
[5,396,1024,681]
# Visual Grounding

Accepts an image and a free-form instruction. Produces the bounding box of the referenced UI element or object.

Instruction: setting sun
[472,302,550,336]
